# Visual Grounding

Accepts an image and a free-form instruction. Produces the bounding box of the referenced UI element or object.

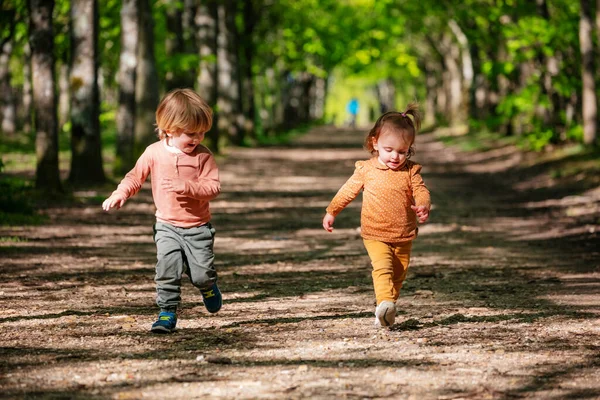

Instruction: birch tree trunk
[0,38,16,137]
[217,0,243,145]
[580,0,597,145]
[448,20,472,123]
[29,0,62,192]
[134,0,160,154]
[196,0,219,152]
[115,0,138,174]
[20,44,33,134]
[69,0,105,184]
[241,0,256,136]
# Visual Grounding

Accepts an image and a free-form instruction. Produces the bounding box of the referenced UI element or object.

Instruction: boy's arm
[109,150,152,201]
[178,155,221,200]
[325,162,365,217]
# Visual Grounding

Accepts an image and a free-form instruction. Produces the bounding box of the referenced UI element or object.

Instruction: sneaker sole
[150,326,174,334]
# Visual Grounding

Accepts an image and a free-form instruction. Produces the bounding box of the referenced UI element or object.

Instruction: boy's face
[168,131,205,153]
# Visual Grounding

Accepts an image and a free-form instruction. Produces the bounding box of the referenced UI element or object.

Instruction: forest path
[1,126,599,399]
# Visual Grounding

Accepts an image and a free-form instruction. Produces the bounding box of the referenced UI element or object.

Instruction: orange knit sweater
[326,158,431,242]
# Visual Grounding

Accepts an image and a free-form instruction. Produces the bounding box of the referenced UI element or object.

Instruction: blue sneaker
[151,311,177,333]
[200,283,222,313]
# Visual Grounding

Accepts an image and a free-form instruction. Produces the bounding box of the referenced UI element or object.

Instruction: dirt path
[1,126,599,399]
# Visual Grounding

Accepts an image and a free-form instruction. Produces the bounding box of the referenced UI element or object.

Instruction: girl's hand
[161,178,185,193]
[411,205,430,223]
[102,194,127,211]
[322,213,335,232]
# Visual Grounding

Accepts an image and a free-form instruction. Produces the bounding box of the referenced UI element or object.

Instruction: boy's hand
[161,178,185,194]
[102,194,127,211]
[322,213,335,232]
[411,205,430,223]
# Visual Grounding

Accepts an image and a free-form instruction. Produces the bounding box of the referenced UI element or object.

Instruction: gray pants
[153,221,217,312]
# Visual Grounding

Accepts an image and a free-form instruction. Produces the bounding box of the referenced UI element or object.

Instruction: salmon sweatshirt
[112,140,220,228]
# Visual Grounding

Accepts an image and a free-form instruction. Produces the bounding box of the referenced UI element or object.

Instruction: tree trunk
[134,0,160,154]
[376,79,396,114]
[240,0,256,137]
[580,0,597,145]
[69,0,105,184]
[196,0,219,152]
[0,38,16,137]
[20,43,33,134]
[115,0,138,174]
[536,0,563,139]
[448,20,472,124]
[310,76,326,121]
[58,63,70,131]
[216,0,243,145]
[29,0,62,193]
[440,32,463,126]
[165,3,195,90]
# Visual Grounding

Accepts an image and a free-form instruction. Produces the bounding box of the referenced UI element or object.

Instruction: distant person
[102,88,222,334]
[347,97,359,128]
[322,104,431,328]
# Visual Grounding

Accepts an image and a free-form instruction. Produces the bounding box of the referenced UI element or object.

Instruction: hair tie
[401,112,407,117]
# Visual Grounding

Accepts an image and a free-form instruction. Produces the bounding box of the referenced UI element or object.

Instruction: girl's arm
[324,161,365,218]
[410,163,431,223]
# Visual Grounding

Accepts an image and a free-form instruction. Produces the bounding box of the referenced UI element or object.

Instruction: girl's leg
[391,241,412,301]
[363,239,395,305]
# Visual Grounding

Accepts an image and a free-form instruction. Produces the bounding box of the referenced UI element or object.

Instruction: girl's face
[167,130,205,153]
[372,131,413,170]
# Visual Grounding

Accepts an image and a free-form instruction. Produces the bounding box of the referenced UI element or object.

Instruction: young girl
[102,89,222,334]
[322,104,431,327]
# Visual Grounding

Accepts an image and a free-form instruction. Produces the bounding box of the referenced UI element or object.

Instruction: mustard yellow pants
[363,239,412,305]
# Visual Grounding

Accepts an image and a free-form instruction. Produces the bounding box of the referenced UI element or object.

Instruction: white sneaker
[374,301,396,327]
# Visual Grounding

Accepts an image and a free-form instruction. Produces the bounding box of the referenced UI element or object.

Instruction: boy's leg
[181,223,221,313]
[391,241,412,301]
[182,223,217,289]
[363,239,395,305]
[154,222,186,312]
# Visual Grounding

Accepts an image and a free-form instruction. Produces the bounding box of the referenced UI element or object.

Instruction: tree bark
[216,0,243,145]
[69,0,105,184]
[20,43,33,134]
[0,38,16,137]
[536,0,563,138]
[134,0,160,154]
[165,3,195,90]
[29,0,62,193]
[58,63,70,130]
[240,0,256,137]
[196,0,219,152]
[448,20,472,124]
[115,0,138,174]
[580,0,597,145]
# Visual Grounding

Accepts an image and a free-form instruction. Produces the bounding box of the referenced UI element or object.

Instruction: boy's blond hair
[155,88,213,140]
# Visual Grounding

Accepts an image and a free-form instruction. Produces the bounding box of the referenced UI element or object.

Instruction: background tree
[580,0,597,145]
[134,0,159,154]
[28,0,61,192]
[69,0,105,184]
[196,0,219,151]
[115,0,138,174]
